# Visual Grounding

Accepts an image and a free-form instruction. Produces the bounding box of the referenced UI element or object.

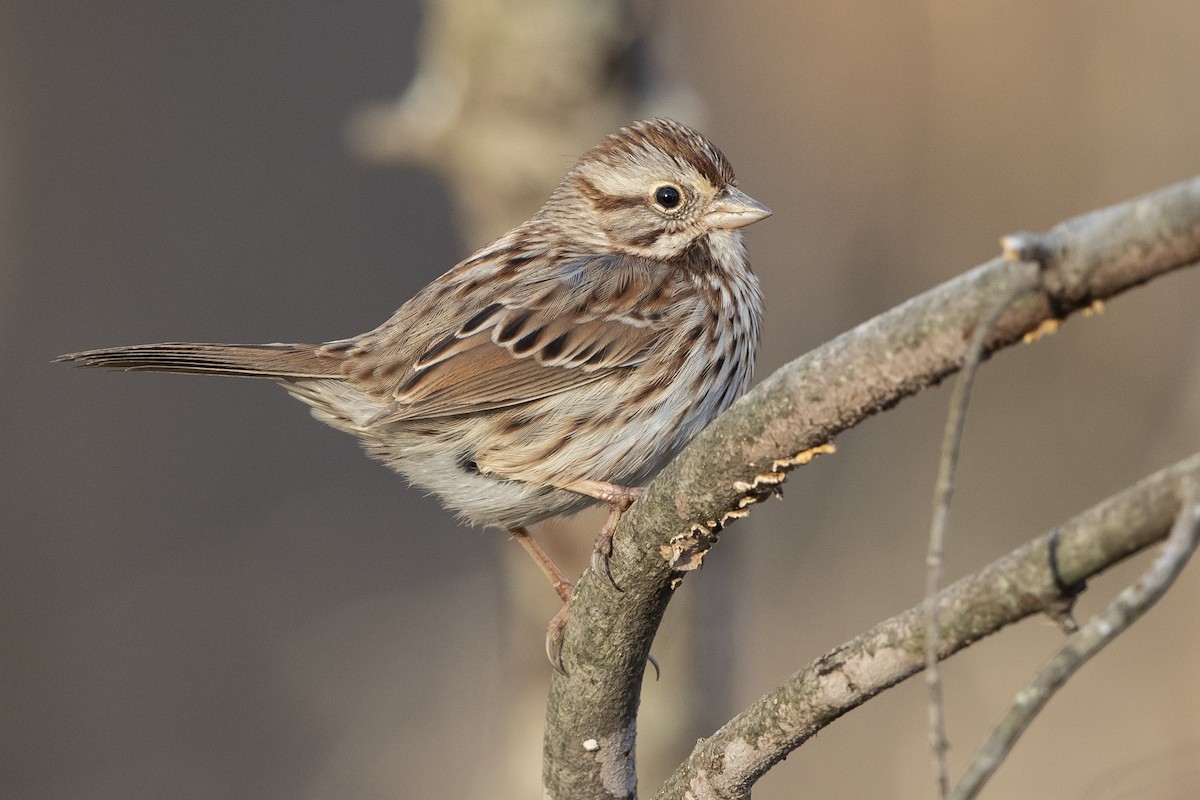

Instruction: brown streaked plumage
[58,118,771,670]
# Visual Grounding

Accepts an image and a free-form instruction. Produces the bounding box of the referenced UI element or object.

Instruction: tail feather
[56,342,340,379]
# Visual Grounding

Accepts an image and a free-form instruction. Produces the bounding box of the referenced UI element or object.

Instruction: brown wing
[331,251,677,424]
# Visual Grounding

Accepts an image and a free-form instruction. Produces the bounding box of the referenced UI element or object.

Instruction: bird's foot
[588,486,645,590]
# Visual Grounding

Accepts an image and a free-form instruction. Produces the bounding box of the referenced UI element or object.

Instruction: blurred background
[4,2,1200,798]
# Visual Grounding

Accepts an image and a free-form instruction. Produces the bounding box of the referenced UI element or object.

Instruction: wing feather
[340,250,677,424]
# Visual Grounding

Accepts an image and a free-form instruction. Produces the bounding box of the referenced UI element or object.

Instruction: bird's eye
[654,185,682,209]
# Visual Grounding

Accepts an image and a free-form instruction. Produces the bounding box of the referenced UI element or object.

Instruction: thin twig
[655,454,1200,800]
[924,266,1041,795]
[947,485,1200,800]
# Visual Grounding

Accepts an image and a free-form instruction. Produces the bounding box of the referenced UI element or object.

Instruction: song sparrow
[59,118,771,668]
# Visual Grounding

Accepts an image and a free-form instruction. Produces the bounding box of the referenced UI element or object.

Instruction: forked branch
[947,483,1200,800]
[656,455,1200,800]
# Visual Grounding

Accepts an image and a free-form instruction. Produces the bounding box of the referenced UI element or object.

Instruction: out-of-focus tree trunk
[346,2,716,794]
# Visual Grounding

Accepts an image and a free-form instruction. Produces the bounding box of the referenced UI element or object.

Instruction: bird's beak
[704,185,773,230]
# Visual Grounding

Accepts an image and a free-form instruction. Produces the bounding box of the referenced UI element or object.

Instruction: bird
[58,118,771,670]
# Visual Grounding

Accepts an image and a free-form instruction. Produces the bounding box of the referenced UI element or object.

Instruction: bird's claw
[545,601,571,675]
[590,488,643,591]
[545,601,662,680]
[591,536,618,590]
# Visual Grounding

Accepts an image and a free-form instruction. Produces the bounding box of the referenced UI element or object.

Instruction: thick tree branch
[656,454,1200,800]
[542,175,1200,799]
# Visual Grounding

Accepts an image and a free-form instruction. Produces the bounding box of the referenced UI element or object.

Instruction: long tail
[56,342,340,379]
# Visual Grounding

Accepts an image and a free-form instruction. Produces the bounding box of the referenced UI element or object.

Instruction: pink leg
[510,526,573,602]
[510,480,645,672]
[510,526,573,673]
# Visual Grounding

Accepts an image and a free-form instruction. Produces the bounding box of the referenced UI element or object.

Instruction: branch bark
[542,175,1200,798]
[656,453,1200,800]
[947,483,1200,800]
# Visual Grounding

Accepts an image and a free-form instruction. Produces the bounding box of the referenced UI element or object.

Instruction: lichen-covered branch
[656,454,1200,800]
[542,175,1200,799]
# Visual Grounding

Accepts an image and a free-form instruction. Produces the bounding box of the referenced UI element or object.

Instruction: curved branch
[655,454,1200,799]
[543,177,1200,799]
[924,273,1041,796]
[948,484,1200,800]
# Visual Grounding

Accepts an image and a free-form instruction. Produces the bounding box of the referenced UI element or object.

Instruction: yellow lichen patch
[730,444,834,511]
[663,444,835,573]
[719,507,750,525]
[1081,298,1105,316]
[732,471,785,494]
[1022,317,1060,344]
[727,472,785,523]
[772,442,836,472]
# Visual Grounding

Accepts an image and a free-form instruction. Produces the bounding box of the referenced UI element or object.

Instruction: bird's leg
[510,526,573,673]
[510,479,643,671]
[521,493,662,681]
[510,526,573,602]
[561,479,645,588]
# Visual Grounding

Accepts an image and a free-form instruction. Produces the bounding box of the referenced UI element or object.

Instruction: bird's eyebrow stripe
[573,175,645,212]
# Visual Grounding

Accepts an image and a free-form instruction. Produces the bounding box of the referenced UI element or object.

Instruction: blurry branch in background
[346,0,656,243]
[544,176,1200,799]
